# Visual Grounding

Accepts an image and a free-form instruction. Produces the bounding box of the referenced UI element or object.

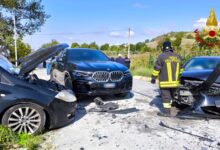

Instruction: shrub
[18,134,42,150]
[0,126,18,149]
[186,34,194,39]
[0,126,42,150]
[130,53,158,77]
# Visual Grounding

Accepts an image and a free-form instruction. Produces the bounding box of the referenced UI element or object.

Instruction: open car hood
[19,44,68,76]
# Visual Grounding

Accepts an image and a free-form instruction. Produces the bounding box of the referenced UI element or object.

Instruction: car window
[67,49,109,61]
[184,58,220,71]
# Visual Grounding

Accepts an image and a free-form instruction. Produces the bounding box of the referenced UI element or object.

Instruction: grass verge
[0,125,42,150]
[131,67,152,77]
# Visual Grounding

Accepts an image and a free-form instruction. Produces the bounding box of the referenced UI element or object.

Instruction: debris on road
[89,97,139,115]
[108,107,139,114]
[40,78,220,150]
[88,97,119,112]
[159,121,217,143]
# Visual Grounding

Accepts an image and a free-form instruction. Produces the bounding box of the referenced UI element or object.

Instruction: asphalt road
[34,69,220,150]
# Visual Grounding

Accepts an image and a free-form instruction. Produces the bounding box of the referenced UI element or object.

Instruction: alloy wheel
[7,107,41,134]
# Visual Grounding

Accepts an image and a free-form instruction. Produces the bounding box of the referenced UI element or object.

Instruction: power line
[31,28,130,36]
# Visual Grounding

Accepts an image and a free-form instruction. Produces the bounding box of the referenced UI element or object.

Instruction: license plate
[104,83,116,88]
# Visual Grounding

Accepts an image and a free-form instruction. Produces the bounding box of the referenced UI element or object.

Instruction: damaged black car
[0,44,77,134]
[174,56,220,118]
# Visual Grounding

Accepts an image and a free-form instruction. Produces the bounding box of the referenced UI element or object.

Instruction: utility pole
[128,28,131,58]
[13,10,18,67]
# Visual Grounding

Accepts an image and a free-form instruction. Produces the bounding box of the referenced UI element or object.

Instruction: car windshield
[67,49,109,61]
[184,58,220,71]
[0,55,19,74]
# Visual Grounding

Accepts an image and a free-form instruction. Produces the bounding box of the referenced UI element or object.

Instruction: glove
[151,78,156,84]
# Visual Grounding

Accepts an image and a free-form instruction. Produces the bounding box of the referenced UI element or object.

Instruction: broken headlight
[55,90,77,102]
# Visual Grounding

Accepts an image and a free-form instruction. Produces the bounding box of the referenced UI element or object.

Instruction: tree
[0,0,49,59]
[110,45,119,52]
[71,42,80,48]
[173,36,182,49]
[130,44,136,52]
[89,42,99,49]
[145,39,150,43]
[81,43,89,48]
[0,0,49,37]
[41,39,59,48]
[8,38,32,61]
[136,42,145,51]
[100,43,110,51]
[186,34,194,39]
[138,44,152,53]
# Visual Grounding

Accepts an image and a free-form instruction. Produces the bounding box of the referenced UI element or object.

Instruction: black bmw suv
[51,48,132,97]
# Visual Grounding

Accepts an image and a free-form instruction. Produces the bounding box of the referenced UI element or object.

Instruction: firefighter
[151,41,184,117]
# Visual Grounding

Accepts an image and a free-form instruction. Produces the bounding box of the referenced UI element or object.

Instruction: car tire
[2,103,46,134]
[65,75,73,90]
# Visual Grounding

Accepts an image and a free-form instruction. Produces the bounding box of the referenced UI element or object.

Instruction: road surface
[34,69,220,150]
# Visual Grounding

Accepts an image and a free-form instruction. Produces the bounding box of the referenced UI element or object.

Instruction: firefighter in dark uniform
[151,41,184,117]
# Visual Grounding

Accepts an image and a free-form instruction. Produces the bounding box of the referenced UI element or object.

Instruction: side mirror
[56,57,63,62]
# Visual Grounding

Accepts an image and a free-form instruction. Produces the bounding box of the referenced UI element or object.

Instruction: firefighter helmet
[162,41,173,52]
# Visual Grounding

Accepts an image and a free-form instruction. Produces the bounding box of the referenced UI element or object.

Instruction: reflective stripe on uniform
[163,102,172,108]
[152,69,160,76]
[166,62,172,82]
[159,81,179,88]
[176,63,180,80]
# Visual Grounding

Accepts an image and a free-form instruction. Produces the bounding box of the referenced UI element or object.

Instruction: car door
[51,50,67,85]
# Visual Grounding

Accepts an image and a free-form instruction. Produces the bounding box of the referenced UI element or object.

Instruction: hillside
[146,31,196,50]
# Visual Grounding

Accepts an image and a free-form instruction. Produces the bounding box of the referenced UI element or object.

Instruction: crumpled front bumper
[47,98,77,129]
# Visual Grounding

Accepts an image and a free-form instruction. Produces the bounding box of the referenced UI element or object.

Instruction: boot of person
[157,108,174,117]
[170,107,180,116]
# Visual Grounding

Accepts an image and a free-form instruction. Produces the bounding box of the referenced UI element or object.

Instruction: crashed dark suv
[51,48,133,97]
[174,56,220,118]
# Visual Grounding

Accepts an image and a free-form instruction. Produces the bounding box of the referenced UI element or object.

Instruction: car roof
[67,48,100,52]
[192,56,220,59]
[192,56,220,60]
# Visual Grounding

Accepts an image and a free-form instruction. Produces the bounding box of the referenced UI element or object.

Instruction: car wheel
[65,75,73,90]
[2,103,46,134]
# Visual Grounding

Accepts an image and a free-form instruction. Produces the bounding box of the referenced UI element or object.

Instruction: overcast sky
[24,0,220,49]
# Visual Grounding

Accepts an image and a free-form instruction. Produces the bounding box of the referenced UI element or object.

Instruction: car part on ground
[0,44,77,134]
[89,97,119,112]
[89,97,139,114]
[159,121,217,143]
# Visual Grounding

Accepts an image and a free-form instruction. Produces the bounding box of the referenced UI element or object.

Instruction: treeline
[41,39,155,55]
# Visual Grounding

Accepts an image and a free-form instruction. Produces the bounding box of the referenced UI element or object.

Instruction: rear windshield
[184,58,220,71]
[67,49,109,61]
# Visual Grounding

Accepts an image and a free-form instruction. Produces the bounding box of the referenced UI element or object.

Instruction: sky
[23,0,220,49]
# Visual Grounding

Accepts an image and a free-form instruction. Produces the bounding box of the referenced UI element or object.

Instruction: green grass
[0,125,42,150]
[131,67,152,77]
[129,53,155,77]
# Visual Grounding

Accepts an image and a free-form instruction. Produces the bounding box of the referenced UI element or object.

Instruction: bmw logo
[107,68,110,71]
